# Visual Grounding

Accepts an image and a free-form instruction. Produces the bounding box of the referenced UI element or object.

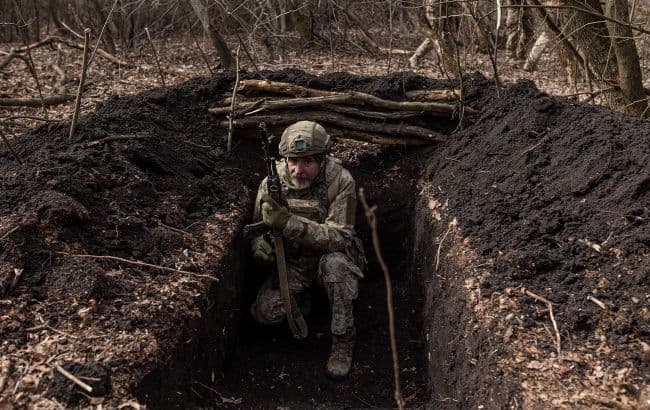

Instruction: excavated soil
[0,68,648,409]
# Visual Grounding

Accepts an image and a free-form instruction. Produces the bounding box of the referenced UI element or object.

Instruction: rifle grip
[243,220,269,239]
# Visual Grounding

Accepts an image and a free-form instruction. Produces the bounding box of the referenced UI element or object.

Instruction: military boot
[325,327,355,380]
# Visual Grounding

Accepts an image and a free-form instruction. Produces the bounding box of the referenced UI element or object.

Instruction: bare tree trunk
[524,30,549,71]
[188,0,234,69]
[409,38,434,68]
[604,0,648,116]
[408,0,458,75]
[560,0,619,105]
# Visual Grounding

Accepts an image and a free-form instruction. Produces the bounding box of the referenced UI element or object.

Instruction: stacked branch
[209,80,476,146]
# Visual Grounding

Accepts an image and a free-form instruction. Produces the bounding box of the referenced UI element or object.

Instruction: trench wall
[410,181,518,409]
[135,228,246,408]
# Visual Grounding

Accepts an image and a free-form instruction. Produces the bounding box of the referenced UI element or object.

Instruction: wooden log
[211,88,477,117]
[0,94,74,107]
[405,89,461,102]
[328,128,428,146]
[218,112,444,143]
[231,125,428,146]
[237,79,334,97]
[318,104,423,120]
[210,97,424,120]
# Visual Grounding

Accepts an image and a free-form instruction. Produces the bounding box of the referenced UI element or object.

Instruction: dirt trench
[1,69,648,409]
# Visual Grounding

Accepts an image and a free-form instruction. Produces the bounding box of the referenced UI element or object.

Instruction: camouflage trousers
[250,251,362,335]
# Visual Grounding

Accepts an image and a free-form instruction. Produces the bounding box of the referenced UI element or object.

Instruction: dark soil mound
[423,75,649,400]
[0,73,252,406]
[429,77,649,332]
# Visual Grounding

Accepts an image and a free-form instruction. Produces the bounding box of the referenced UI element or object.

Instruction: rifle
[247,122,308,339]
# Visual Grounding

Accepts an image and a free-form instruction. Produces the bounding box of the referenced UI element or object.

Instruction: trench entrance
[210,143,432,409]
[136,141,443,409]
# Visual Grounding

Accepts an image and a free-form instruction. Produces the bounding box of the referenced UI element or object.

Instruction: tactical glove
[261,194,292,230]
[252,237,275,264]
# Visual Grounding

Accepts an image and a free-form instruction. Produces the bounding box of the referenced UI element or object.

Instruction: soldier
[249,120,366,380]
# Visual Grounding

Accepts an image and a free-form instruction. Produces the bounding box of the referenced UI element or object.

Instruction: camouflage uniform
[250,156,366,338]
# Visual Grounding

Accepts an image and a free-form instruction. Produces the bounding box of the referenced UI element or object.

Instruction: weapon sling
[259,123,308,339]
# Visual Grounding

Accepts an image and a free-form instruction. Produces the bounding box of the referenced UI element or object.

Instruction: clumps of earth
[0,68,647,408]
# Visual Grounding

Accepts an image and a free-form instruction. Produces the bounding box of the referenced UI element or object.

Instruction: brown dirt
[0,68,648,409]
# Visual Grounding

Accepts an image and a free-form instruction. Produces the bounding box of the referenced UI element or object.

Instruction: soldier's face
[287,156,321,189]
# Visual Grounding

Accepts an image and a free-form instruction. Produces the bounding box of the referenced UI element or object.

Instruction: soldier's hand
[253,238,275,264]
[261,194,292,230]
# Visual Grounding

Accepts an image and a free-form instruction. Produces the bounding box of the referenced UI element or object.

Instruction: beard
[290,175,314,189]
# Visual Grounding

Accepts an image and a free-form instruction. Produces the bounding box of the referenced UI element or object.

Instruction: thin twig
[0,115,58,123]
[87,0,119,67]
[522,287,561,356]
[435,222,454,272]
[145,27,165,86]
[236,33,259,71]
[183,5,213,75]
[83,135,147,147]
[0,126,23,164]
[12,0,48,115]
[587,295,607,310]
[227,45,241,154]
[157,220,196,241]
[358,188,405,410]
[60,252,218,281]
[61,21,84,39]
[69,28,90,142]
[55,365,93,393]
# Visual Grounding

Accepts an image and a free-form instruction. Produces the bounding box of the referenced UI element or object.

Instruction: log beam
[218,112,444,143]
[215,84,477,117]
[230,125,428,146]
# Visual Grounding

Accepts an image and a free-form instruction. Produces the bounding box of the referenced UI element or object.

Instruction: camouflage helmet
[279,121,331,157]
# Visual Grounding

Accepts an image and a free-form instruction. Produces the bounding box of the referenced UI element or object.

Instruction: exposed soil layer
[416,75,649,407]
[1,68,648,409]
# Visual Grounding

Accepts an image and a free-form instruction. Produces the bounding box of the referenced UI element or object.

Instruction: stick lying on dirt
[61,253,219,282]
[8,36,130,66]
[0,94,75,107]
[522,287,561,356]
[219,112,444,143]
[55,364,93,393]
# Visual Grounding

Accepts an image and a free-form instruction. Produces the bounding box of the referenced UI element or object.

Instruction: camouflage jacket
[252,156,365,275]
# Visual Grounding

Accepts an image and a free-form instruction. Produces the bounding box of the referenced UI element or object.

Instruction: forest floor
[0,34,649,409]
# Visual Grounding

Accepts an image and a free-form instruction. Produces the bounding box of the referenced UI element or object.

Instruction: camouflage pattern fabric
[250,157,365,335]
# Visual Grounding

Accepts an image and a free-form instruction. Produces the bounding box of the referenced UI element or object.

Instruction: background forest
[1,0,649,142]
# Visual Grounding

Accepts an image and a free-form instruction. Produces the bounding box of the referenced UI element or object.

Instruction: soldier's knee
[320,252,350,283]
[250,287,285,325]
